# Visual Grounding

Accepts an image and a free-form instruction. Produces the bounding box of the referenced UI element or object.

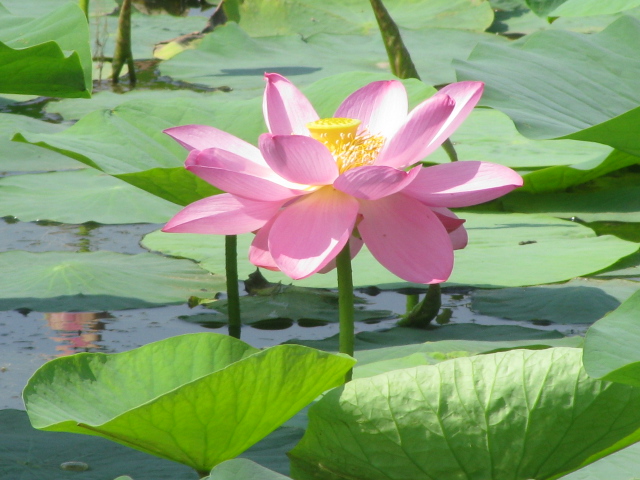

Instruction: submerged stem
[336,243,355,382]
[225,235,241,339]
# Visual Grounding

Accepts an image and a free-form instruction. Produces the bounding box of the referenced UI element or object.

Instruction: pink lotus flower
[162,74,522,283]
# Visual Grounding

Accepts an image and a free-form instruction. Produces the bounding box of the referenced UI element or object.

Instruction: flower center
[307,117,385,173]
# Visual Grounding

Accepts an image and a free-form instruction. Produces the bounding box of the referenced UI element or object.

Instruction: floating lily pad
[290,348,640,480]
[560,442,640,480]
[456,15,640,157]
[199,286,393,325]
[583,290,640,386]
[0,113,81,172]
[472,279,640,324]
[206,459,290,480]
[0,251,224,311]
[230,0,493,37]
[289,323,566,352]
[0,3,91,97]
[160,22,505,92]
[143,212,638,289]
[0,409,197,479]
[24,333,355,473]
[550,0,640,17]
[0,169,180,224]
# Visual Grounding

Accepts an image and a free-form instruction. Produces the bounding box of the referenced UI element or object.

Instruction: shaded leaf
[583,290,640,386]
[472,278,640,324]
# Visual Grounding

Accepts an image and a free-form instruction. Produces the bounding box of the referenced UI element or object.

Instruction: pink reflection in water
[44,312,111,356]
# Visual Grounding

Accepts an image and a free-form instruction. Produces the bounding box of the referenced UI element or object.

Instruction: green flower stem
[336,242,355,381]
[369,0,419,79]
[442,138,458,162]
[225,235,241,339]
[111,0,136,86]
[369,0,458,163]
[79,0,89,20]
[406,293,419,312]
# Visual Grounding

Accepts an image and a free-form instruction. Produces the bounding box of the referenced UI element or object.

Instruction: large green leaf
[0,169,179,224]
[230,0,493,37]
[160,22,506,92]
[289,323,566,352]
[551,0,640,17]
[516,149,640,194]
[472,278,640,324]
[0,251,224,311]
[0,3,91,97]
[290,348,640,480]
[142,212,638,289]
[0,113,81,172]
[455,15,640,157]
[0,409,198,479]
[583,290,640,386]
[427,108,612,170]
[24,333,355,473]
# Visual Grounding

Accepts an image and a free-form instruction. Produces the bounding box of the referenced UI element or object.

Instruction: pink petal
[162,193,283,235]
[259,134,339,185]
[429,81,484,148]
[429,207,469,249]
[249,216,280,271]
[263,73,319,135]
[186,148,305,201]
[358,194,454,284]
[449,224,468,250]
[430,207,465,232]
[186,147,272,177]
[334,165,421,200]
[402,161,523,208]
[375,94,456,169]
[318,235,364,274]
[268,187,359,279]
[164,125,264,166]
[334,80,408,138]
[187,165,304,201]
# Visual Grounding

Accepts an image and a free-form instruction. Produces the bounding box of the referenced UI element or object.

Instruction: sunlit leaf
[24,333,355,472]
[290,348,640,480]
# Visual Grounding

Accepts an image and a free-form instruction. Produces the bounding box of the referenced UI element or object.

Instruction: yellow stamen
[307,117,385,173]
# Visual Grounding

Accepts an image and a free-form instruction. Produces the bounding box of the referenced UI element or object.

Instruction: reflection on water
[132,0,215,16]
[44,312,112,356]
